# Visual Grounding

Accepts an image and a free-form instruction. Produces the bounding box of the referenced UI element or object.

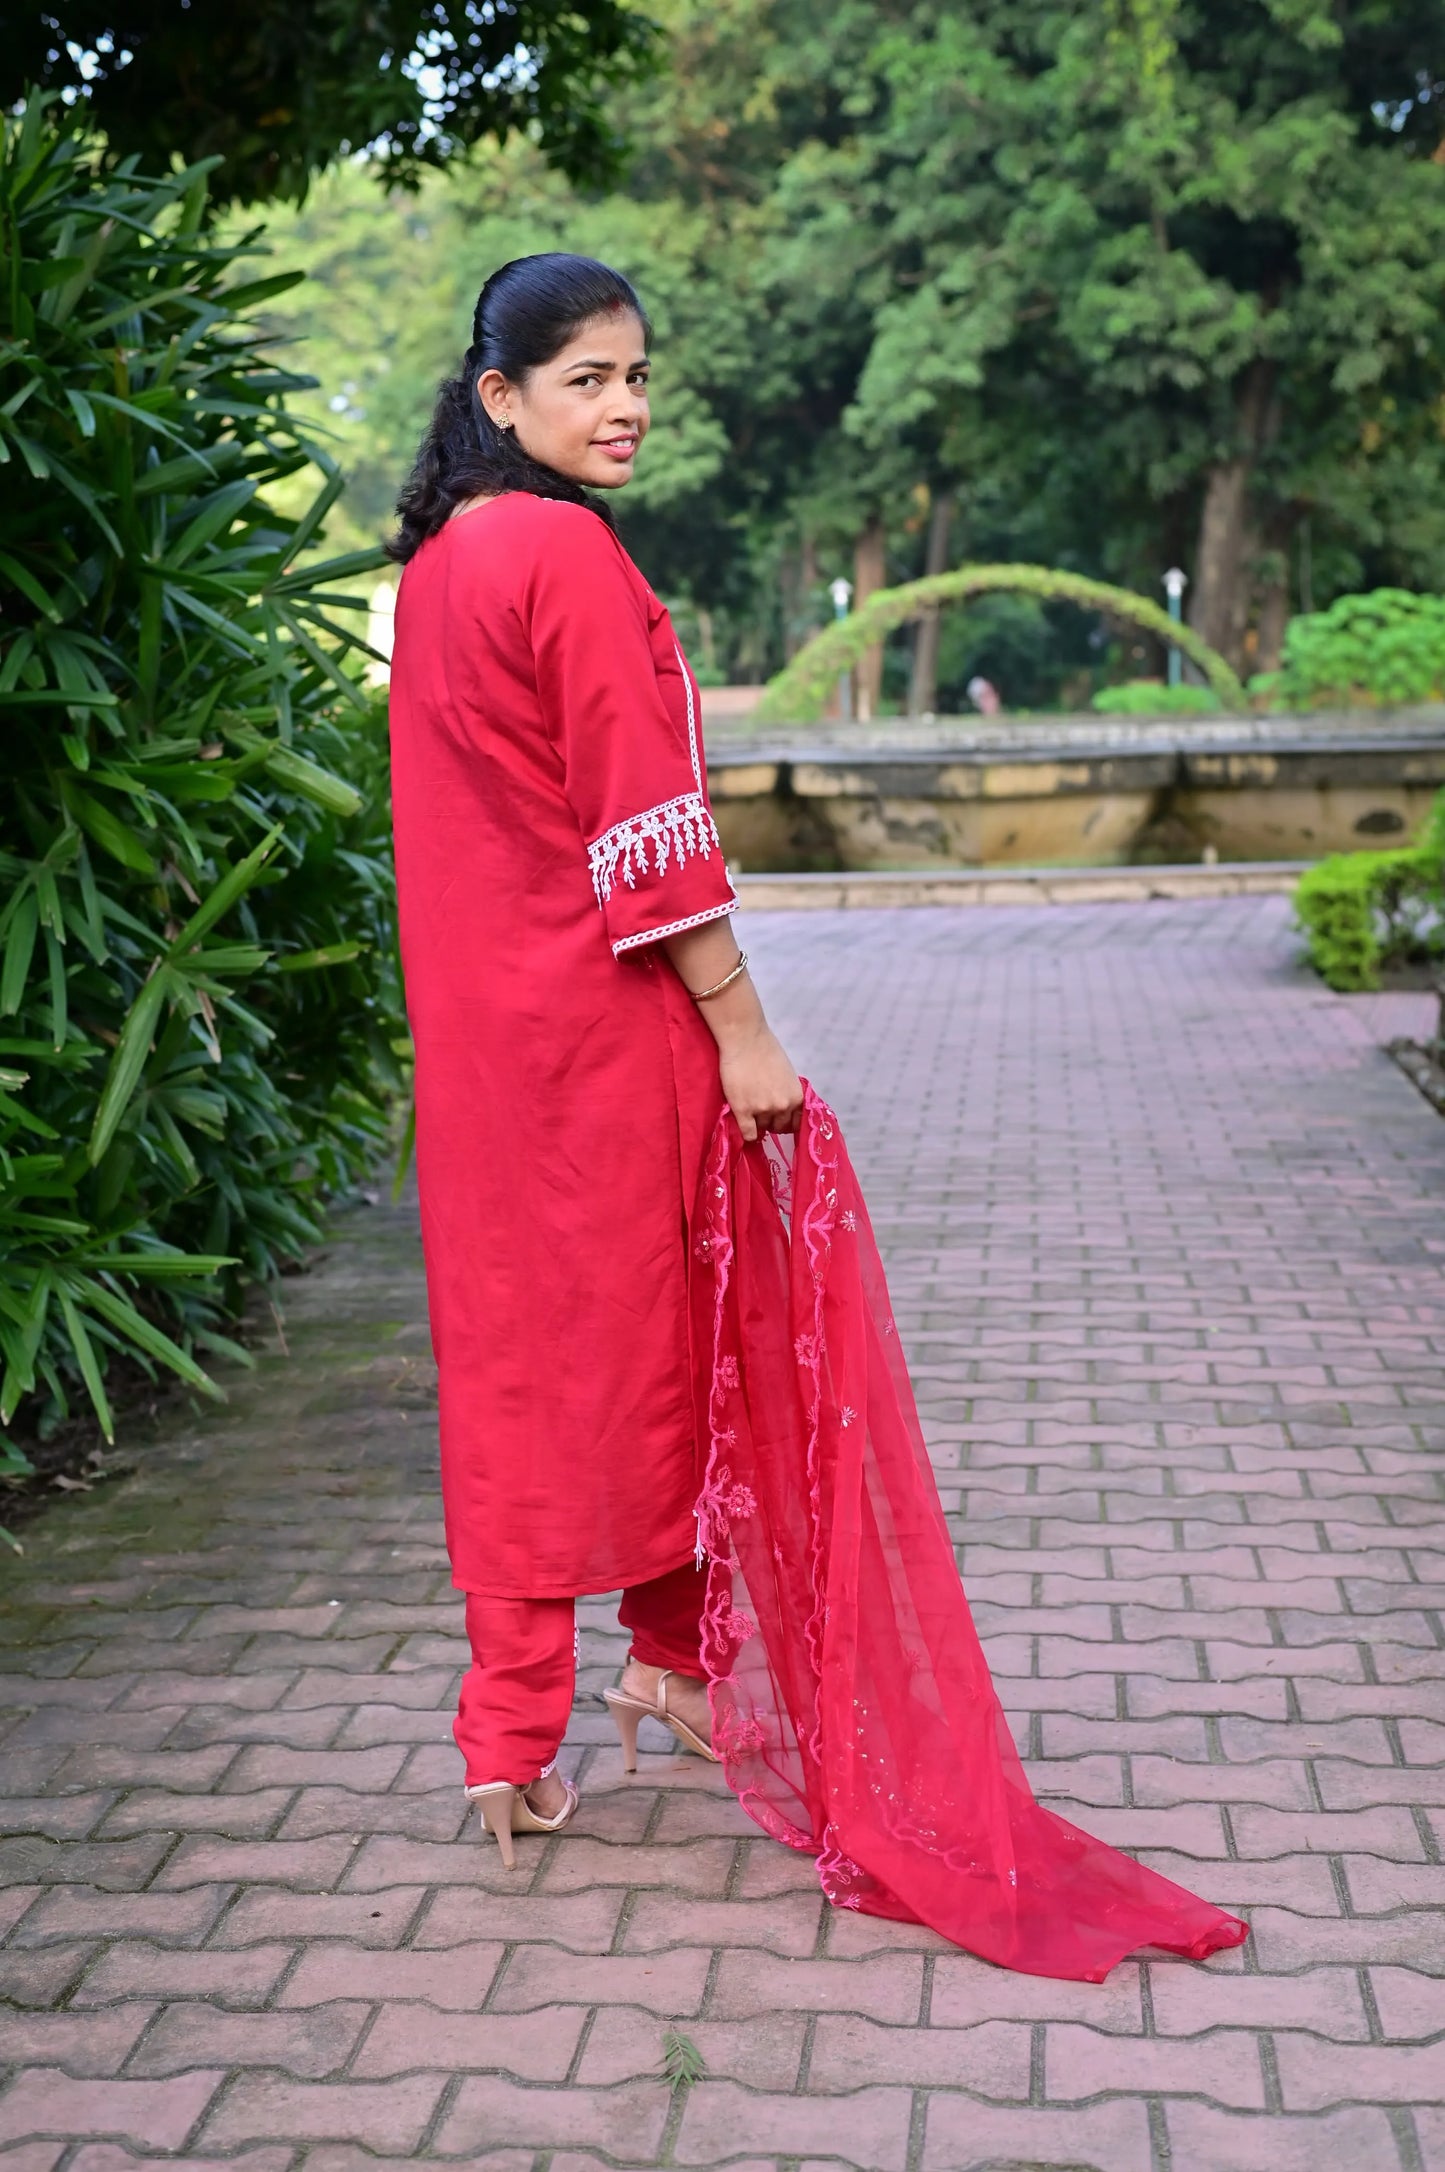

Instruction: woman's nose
[608,386,647,426]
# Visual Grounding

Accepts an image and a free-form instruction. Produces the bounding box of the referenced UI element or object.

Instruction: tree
[233,0,1445,701]
[815,0,1445,675]
[5,0,656,204]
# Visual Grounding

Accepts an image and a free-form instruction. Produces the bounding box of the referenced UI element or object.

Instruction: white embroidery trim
[586,641,721,909]
[587,790,722,905]
[612,896,738,957]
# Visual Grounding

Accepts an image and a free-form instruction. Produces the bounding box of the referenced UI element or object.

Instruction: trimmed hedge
[1293,796,1445,992]
[755,565,1247,724]
[1261,590,1445,712]
[1089,682,1220,717]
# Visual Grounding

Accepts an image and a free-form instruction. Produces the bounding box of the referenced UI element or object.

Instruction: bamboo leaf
[43,926,67,1052]
[0,548,63,619]
[218,271,307,309]
[161,478,258,568]
[2,425,50,478]
[0,892,38,1015]
[87,968,172,1164]
[165,826,284,957]
[60,783,159,874]
[0,1272,50,1422]
[263,746,362,816]
[64,387,97,436]
[56,1283,115,1442]
[179,944,271,976]
[267,545,389,597]
[275,941,363,972]
[80,1278,223,1399]
[0,1086,59,1138]
[132,449,224,497]
[271,603,370,710]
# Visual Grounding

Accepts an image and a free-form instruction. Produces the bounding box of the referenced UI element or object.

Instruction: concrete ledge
[707,710,1445,870]
[705,701,1445,757]
[733,861,1308,911]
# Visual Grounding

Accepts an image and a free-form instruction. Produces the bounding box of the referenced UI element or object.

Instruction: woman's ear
[475,367,512,429]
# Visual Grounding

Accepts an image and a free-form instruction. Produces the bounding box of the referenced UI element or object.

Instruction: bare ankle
[525,1767,569,1817]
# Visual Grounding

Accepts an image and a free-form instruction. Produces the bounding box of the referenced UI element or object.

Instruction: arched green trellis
[754,563,1246,722]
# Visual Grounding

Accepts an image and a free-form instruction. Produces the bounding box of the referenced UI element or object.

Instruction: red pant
[455,1557,707,1786]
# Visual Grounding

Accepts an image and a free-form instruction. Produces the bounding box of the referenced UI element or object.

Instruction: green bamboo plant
[0,96,403,1486]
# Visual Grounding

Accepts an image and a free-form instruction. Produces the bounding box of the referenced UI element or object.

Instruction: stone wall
[703,708,1445,870]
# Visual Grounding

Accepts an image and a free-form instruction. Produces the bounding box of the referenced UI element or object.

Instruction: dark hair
[387,253,651,564]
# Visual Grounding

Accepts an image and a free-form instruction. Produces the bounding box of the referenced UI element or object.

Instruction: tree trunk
[1254,573,1289,677]
[908,488,955,716]
[854,515,887,721]
[787,532,819,660]
[1188,360,1275,672]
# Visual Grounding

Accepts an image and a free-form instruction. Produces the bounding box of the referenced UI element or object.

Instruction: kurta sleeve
[522,505,739,956]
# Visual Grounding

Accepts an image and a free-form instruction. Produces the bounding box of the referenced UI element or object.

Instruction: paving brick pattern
[1,895,1442,2171]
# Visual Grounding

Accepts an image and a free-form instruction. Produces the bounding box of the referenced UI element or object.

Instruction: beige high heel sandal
[465,1763,579,1869]
[604,1671,718,1771]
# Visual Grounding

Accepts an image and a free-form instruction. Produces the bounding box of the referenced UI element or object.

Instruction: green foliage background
[3,1,657,206]
[0,103,403,1483]
[1266,591,1445,710]
[249,0,1445,704]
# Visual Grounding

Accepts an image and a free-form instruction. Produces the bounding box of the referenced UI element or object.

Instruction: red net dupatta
[690,1084,1248,1984]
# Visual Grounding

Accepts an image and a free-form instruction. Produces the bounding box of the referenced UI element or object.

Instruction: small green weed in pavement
[661,2029,708,2095]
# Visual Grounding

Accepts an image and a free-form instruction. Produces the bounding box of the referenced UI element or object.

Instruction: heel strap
[655,1670,673,1718]
[467,1765,555,1799]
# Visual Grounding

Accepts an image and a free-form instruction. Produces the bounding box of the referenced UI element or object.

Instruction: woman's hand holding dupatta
[715,1021,803,1142]
[664,919,803,1141]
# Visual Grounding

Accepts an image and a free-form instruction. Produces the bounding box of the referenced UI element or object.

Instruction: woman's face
[477,310,650,491]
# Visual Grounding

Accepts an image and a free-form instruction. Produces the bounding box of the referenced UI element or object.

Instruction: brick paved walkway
[2,896,1443,2172]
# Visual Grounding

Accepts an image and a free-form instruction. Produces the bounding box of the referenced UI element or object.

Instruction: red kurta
[389,493,739,1597]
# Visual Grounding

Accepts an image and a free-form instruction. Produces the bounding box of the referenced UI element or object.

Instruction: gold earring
[497,412,513,432]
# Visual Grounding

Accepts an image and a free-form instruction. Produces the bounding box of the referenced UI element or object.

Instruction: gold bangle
[692,950,749,1002]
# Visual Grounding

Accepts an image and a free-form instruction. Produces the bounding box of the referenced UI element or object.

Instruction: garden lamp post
[830,575,854,723]
[1162,567,1187,688]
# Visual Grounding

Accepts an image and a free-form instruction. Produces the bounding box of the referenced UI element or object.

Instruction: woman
[387,254,803,1857]
[389,253,1247,1980]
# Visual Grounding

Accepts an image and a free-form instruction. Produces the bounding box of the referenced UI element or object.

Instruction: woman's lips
[594,437,638,461]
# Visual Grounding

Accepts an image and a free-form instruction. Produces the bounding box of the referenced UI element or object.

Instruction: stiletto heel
[609,1699,644,1773]
[466,1765,579,1868]
[471,1783,519,1869]
[604,1670,717,1766]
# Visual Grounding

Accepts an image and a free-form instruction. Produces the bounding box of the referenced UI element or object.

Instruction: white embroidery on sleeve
[587,791,722,905]
[586,642,724,908]
[611,897,737,956]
